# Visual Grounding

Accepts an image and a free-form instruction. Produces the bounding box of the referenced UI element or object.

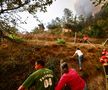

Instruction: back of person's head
[61,62,69,73]
[61,62,68,69]
[77,48,80,50]
[36,60,45,67]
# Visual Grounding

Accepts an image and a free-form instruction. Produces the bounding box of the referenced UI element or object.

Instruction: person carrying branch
[72,48,84,70]
[18,59,55,90]
[83,35,89,43]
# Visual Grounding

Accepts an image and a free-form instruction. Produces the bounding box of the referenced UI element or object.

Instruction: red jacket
[102,51,107,55]
[100,55,108,64]
[55,68,85,90]
[83,36,88,41]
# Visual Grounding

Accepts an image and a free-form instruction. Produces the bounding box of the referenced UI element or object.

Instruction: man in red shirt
[83,35,89,43]
[100,50,108,65]
[102,49,107,55]
[55,62,87,90]
[100,55,107,65]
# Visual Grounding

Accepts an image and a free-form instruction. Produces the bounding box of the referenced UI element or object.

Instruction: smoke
[73,0,94,17]
[73,0,108,17]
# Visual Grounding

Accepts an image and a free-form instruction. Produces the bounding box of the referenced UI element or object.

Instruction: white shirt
[75,50,83,56]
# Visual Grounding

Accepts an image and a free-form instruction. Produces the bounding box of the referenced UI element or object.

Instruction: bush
[8,34,25,43]
[56,38,65,45]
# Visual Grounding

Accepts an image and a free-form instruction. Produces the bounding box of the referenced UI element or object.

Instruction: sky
[16,0,94,32]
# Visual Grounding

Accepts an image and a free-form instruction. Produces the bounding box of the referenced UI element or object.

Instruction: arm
[55,75,67,90]
[72,51,77,57]
[18,72,36,90]
[72,53,76,57]
[72,50,78,57]
[17,85,25,90]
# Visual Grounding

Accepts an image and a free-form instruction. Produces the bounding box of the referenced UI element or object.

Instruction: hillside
[0,34,108,90]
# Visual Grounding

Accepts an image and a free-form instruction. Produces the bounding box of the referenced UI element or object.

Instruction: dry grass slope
[0,34,108,90]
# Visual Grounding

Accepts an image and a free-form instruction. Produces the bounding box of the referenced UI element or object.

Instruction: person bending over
[55,62,87,90]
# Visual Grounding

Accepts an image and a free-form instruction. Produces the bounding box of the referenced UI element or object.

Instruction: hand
[72,55,74,57]
[18,85,25,90]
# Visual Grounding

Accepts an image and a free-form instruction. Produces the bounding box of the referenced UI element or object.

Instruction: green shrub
[56,38,65,45]
[8,34,25,43]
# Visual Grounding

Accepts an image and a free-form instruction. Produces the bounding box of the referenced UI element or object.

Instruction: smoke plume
[73,0,106,17]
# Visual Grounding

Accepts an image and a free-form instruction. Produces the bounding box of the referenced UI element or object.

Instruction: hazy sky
[17,0,93,32]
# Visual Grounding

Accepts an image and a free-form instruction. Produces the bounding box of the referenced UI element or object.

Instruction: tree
[91,0,108,6]
[47,18,62,29]
[0,0,54,41]
[46,18,62,35]
[0,20,18,34]
[0,20,20,42]
[84,2,108,38]
[0,0,54,27]
[96,3,108,19]
[62,8,82,32]
[63,8,73,23]
[0,0,53,14]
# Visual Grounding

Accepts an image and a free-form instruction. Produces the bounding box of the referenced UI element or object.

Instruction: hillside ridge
[0,38,107,90]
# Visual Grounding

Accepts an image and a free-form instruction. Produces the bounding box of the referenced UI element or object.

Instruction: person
[100,54,107,65]
[55,62,87,90]
[100,51,108,65]
[102,49,107,55]
[83,35,89,43]
[18,60,55,90]
[72,48,84,70]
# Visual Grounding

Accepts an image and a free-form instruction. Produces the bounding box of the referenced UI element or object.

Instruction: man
[102,49,107,55]
[100,49,108,65]
[55,62,87,90]
[83,35,89,43]
[18,60,55,90]
[100,53,107,65]
[72,48,84,70]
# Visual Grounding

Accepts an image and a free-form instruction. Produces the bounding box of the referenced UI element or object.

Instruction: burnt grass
[0,40,107,90]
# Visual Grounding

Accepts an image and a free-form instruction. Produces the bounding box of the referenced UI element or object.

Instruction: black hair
[61,62,68,69]
[36,60,45,66]
[77,48,80,50]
